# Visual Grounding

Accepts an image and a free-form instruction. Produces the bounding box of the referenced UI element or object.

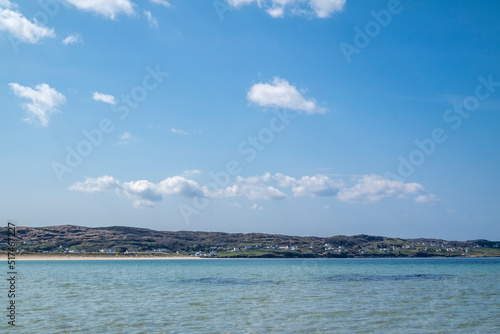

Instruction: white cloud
[120,180,164,208]
[120,132,133,140]
[171,128,190,135]
[275,173,435,204]
[150,0,171,7]
[62,33,82,45]
[70,175,204,208]
[274,173,343,197]
[227,0,345,18]
[213,184,287,200]
[236,173,273,184]
[93,92,116,105]
[116,132,136,146]
[272,172,434,204]
[231,202,243,208]
[63,0,135,20]
[0,3,55,43]
[69,175,121,193]
[156,177,204,197]
[247,77,325,114]
[251,203,264,210]
[309,0,345,18]
[122,176,204,208]
[414,193,440,204]
[227,0,255,6]
[266,6,285,18]
[209,173,287,200]
[0,0,14,8]
[144,10,158,27]
[9,83,66,126]
[336,175,425,203]
[70,173,437,208]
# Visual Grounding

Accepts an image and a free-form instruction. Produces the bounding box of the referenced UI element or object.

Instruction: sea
[3,258,500,333]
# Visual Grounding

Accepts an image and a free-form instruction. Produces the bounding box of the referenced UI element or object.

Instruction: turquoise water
[3,258,500,333]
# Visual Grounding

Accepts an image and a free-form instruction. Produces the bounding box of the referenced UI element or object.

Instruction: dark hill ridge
[2,225,499,258]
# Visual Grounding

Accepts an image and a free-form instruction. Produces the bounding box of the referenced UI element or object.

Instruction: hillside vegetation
[2,225,499,258]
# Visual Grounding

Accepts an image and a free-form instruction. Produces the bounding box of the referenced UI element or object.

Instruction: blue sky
[1,0,499,240]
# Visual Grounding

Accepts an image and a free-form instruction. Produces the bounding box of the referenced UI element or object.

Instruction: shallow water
[3,258,500,333]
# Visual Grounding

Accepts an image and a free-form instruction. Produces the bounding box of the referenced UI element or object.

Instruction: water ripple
[324,273,454,282]
[175,277,279,285]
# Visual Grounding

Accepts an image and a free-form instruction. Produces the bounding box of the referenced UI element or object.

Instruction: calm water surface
[3,258,500,333]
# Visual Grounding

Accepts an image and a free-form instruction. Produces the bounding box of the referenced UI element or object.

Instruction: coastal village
[2,225,499,258]
[190,240,499,257]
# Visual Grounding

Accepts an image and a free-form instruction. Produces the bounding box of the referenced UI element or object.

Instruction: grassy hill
[2,225,499,258]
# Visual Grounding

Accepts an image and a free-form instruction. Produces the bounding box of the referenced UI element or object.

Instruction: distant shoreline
[3,225,499,259]
[7,253,500,261]
[11,253,205,261]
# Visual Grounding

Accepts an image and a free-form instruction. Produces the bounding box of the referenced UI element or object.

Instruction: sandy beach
[10,253,206,261]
